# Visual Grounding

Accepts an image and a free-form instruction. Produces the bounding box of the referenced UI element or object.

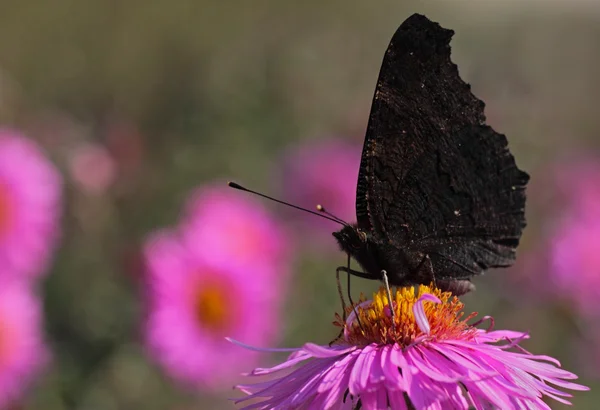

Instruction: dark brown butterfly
[332,13,528,296]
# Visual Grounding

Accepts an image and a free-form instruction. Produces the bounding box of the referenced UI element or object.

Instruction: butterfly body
[334,14,529,295]
[333,224,421,284]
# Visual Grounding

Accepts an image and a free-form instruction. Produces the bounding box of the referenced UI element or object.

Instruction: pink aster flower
[507,157,600,313]
[180,184,290,275]
[549,214,600,317]
[232,285,588,409]
[551,157,600,220]
[143,228,284,391]
[0,280,50,408]
[0,129,62,278]
[279,139,361,242]
[546,159,600,314]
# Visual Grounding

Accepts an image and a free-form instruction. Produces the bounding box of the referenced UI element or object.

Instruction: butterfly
[332,13,529,296]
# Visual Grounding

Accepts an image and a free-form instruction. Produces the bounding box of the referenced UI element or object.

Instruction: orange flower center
[335,284,477,347]
[193,280,232,333]
[0,316,15,366]
[0,182,13,236]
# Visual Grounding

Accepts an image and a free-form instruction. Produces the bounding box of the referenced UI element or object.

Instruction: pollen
[336,284,477,346]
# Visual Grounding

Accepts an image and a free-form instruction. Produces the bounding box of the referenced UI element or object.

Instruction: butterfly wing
[355,14,528,280]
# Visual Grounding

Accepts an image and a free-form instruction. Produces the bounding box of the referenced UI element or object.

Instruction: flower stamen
[336,284,477,346]
[233,286,589,410]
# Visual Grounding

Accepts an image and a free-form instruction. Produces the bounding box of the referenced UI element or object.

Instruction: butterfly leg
[331,256,364,345]
[335,255,361,321]
[336,266,378,280]
[345,256,367,334]
[336,265,367,330]
[345,255,359,319]
[329,267,358,345]
[380,270,397,333]
[335,265,347,320]
[330,265,349,346]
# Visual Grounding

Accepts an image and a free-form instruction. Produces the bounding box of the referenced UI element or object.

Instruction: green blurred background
[1,1,599,409]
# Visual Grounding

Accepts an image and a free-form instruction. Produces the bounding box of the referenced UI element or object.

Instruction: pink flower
[143,227,285,391]
[232,286,588,409]
[0,280,50,408]
[527,157,600,223]
[508,157,600,316]
[549,214,600,317]
[548,159,600,313]
[180,184,290,275]
[68,142,117,195]
[0,129,62,278]
[551,158,600,220]
[507,157,600,307]
[279,139,361,241]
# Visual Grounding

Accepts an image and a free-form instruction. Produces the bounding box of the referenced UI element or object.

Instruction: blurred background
[0,0,599,409]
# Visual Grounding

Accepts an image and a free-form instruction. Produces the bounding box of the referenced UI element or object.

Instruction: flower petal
[413,294,441,334]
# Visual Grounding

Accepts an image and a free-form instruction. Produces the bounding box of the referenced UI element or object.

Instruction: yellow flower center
[0,182,13,237]
[336,284,477,346]
[194,280,232,333]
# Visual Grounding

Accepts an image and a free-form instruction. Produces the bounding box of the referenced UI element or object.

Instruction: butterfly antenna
[316,204,348,225]
[228,182,345,226]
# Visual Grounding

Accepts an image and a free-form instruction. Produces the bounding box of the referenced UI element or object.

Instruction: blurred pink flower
[233,286,588,409]
[180,184,290,276]
[549,214,600,317]
[143,229,284,391]
[68,142,117,195]
[551,158,600,219]
[509,157,600,313]
[279,139,361,242]
[507,157,600,302]
[0,280,50,408]
[0,129,62,278]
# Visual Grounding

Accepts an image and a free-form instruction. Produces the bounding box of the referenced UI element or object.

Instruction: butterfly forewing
[356,14,528,281]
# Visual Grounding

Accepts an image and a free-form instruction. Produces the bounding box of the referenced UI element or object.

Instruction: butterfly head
[333,224,368,254]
